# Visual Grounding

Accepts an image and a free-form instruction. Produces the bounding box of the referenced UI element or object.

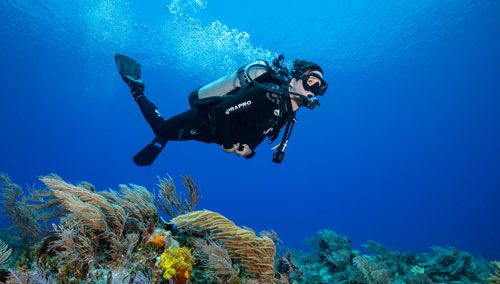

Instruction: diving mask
[298,73,328,96]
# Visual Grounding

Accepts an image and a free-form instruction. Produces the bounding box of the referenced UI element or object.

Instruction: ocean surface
[1,0,499,260]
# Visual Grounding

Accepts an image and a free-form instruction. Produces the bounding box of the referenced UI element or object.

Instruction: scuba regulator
[246,55,322,110]
[243,54,323,163]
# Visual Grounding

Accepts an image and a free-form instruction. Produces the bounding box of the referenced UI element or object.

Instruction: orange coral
[149,235,166,247]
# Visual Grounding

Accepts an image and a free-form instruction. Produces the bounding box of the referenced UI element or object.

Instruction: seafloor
[0,173,498,284]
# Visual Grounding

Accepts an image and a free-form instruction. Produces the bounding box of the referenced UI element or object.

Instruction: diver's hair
[291,59,323,77]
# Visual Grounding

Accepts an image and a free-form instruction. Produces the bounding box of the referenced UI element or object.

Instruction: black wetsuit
[135,83,293,156]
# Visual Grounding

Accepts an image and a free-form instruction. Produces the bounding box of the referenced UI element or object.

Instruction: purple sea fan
[6,269,29,284]
[109,270,153,284]
[194,238,240,284]
[28,266,53,284]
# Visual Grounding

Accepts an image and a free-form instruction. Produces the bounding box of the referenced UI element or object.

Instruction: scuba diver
[115,54,328,166]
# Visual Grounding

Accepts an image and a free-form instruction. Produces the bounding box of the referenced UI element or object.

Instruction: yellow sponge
[160,247,192,283]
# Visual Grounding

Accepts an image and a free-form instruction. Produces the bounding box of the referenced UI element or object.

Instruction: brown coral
[0,173,45,241]
[487,261,500,284]
[172,210,276,283]
[39,175,158,275]
[352,256,391,284]
[155,175,201,218]
[194,238,240,284]
[276,251,302,283]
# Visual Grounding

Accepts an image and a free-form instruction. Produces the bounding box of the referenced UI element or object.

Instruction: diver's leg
[134,95,166,135]
[154,108,216,143]
[134,94,216,144]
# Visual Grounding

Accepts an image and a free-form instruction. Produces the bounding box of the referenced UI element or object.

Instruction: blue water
[1,0,499,259]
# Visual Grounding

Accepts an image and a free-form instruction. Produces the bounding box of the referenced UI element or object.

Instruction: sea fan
[107,269,153,284]
[0,173,44,242]
[487,261,500,284]
[28,266,53,284]
[128,271,153,284]
[172,210,276,283]
[49,225,96,272]
[40,175,158,271]
[352,256,391,284]
[276,251,303,283]
[306,230,352,271]
[154,175,201,218]
[6,269,29,284]
[0,239,12,269]
[194,238,240,284]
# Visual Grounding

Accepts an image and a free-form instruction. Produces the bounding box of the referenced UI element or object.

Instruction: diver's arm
[213,86,271,149]
[235,144,252,157]
[236,126,266,152]
[222,143,240,153]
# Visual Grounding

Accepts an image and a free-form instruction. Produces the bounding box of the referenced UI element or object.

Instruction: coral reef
[0,240,11,270]
[487,261,500,283]
[352,255,390,284]
[194,238,240,284]
[0,173,197,283]
[172,210,277,283]
[306,230,353,272]
[39,174,159,276]
[0,174,48,248]
[160,247,192,283]
[291,229,497,284]
[155,175,201,218]
[0,172,498,284]
[275,251,302,284]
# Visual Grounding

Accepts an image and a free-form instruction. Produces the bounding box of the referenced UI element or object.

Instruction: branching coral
[0,173,45,243]
[49,224,96,272]
[352,256,391,284]
[103,183,159,226]
[363,241,393,256]
[194,238,240,284]
[306,230,352,271]
[260,229,282,246]
[42,175,158,231]
[422,245,489,282]
[38,175,158,275]
[0,239,12,270]
[155,175,201,218]
[362,240,408,276]
[171,210,276,283]
[487,261,500,284]
[276,251,303,284]
[6,269,30,284]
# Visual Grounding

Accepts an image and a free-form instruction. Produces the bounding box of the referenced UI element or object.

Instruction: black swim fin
[115,53,145,94]
[133,136,167,166]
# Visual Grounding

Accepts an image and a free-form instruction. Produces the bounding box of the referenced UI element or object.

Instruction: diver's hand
[236,144,252,157]
[222,143,240,153]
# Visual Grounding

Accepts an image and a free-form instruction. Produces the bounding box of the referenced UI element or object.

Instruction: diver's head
[289,59,327,110]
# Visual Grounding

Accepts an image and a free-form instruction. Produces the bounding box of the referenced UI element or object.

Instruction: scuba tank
[188,60,273,108]
[187,55,316,163]
[199,60,269,98]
